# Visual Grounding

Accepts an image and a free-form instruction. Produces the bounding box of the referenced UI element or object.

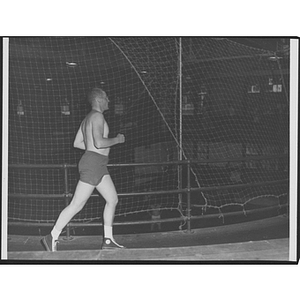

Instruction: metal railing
[8,154,289,238]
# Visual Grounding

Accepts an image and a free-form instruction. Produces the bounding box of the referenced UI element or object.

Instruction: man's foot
[101,238,125,250]
[41,234,59,252]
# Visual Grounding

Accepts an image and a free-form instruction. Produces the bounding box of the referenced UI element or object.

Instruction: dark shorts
[78,151,109,186]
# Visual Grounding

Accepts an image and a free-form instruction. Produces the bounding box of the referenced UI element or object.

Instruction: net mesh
[8,37,289,224]
[179,38,289,215]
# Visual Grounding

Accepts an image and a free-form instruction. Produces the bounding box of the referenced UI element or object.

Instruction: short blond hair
[87,88,106,105]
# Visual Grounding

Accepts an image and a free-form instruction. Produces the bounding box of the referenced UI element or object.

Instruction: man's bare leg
[54,180,95,233]
[96,175,124,248]
[41,180,94,251]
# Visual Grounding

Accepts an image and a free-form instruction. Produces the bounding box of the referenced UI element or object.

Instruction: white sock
[103,225,124,247]
[51,226,61,241]
[104,225,113,240]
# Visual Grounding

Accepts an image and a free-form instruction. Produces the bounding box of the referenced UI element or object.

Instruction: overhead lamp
[17,101,24,116]
[61,98,70,115]
[66,62,78,67]
[267,56,283,61]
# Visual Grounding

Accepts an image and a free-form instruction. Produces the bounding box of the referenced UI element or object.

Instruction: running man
[41,88,125,251]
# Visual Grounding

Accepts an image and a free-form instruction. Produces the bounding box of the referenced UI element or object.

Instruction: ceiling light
[17,103,24,116]
[66,62,78,67]
[268,56,282,61]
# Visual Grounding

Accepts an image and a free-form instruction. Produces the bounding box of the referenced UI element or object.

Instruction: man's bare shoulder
[87,110,104,123]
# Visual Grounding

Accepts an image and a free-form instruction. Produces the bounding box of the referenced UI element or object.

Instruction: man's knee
[70,198,86,213]
[112,196,119,206]
[107,196,118,206]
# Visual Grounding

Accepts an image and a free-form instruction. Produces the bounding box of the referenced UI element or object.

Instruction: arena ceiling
[8,37,289,94]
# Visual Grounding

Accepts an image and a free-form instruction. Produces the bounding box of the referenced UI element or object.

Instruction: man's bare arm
[73,125,86,150]
[92,113,125,149]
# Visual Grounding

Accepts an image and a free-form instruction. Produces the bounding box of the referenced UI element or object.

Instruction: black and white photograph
[2,36,297,262]
[1,1,299,299]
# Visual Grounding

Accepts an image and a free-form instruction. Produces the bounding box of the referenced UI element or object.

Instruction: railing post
[63,164,72,240]
[186,160,192,233]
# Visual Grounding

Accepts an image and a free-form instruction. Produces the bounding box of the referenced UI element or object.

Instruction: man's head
[88,88,109,112]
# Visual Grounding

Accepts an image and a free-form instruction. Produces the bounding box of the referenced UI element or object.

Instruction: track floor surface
[7,215,289,261]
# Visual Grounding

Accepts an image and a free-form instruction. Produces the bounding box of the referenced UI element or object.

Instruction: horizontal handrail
[8,154,288,169]
[190,179,288,193]
[9,193,69,199]
[9,178,288,199]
